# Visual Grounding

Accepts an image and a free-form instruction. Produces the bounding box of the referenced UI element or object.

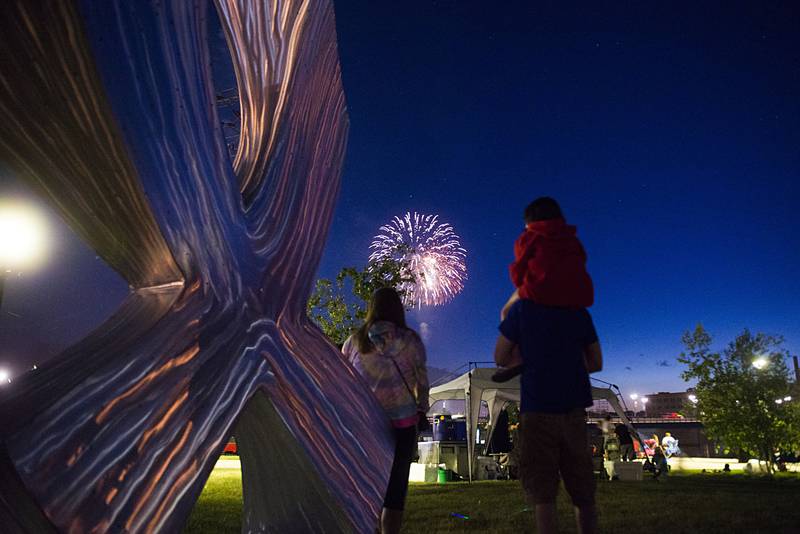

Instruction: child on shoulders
[494,197,594,382]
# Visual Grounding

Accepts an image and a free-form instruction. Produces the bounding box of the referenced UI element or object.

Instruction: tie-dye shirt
[343,321,430,428]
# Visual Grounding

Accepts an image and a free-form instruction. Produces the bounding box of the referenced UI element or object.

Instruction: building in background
[644,388,697,418]
[587,398,613,416]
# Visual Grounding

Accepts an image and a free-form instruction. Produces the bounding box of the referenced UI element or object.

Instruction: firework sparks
[369,212,467,307]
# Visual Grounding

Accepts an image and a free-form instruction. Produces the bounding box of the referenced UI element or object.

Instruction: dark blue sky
[321,0,800,394]
[1,1,798,397]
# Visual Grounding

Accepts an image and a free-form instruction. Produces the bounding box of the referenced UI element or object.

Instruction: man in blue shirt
[495,299,603,534]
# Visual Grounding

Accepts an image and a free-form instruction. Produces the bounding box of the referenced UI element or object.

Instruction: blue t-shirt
[499,300,598,413]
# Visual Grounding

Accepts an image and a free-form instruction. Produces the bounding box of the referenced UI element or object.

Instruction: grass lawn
[185,461,800,533]
[184,467,243,534]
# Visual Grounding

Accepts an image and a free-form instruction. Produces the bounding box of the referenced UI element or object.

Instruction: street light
[0,199,48,310]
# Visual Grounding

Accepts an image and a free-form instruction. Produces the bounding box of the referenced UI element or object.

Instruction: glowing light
[752,357,769,370]
[688,394,698,404]
[629,393,639,401]
[641,397,649,404]
[0,369,10,384]
[775,399,783,405]
[369,212,467,307]
[0,200,48,271]
[784,396,792,402]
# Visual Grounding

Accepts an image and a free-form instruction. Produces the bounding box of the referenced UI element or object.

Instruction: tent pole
[467,370,473,483]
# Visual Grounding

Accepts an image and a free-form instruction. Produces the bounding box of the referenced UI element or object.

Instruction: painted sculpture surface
[0,1,394,532]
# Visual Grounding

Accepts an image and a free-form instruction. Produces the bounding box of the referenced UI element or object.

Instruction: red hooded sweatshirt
[509,218,594,308]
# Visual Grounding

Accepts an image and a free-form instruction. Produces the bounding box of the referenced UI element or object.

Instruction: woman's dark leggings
[383,425,418,511]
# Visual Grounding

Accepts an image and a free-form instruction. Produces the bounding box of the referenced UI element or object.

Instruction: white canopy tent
[428,367,638,481]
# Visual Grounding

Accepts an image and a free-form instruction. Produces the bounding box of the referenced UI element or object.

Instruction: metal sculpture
[0,1,394,532]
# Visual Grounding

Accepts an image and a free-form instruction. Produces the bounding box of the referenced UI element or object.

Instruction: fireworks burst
[369,212,467,307]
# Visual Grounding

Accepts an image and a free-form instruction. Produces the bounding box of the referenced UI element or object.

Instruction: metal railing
[587,415,701,424]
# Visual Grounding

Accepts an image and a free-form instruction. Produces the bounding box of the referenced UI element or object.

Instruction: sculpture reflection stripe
[0,0,394,532]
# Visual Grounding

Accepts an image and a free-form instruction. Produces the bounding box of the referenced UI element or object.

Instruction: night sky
[1,1,798,398]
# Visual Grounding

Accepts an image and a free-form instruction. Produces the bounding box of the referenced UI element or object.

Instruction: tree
[678,325,800,473]
[307,257,415,346]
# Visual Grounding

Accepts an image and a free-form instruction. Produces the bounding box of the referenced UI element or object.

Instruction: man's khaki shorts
[519,409,596,507]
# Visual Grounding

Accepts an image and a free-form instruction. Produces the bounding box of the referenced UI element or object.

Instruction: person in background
[342,287,429,534]
[598,414,612,436]
[648,434,660,454]
[652,445,669,480]
[503,421,522,480]
[487,408,512,454]
[614,423,635,461]
[600,415,620,461]
[494,289,603,534]
[661,431,680,457]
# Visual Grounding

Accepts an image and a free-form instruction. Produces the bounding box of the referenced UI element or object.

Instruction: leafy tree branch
[307,255,416,347]
[678,325,800,473]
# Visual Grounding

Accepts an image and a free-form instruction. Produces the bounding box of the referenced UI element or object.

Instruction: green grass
[184,468,242,534]
[186,463,800,533]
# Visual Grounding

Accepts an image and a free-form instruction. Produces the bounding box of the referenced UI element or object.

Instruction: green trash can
[437,468,447,484]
